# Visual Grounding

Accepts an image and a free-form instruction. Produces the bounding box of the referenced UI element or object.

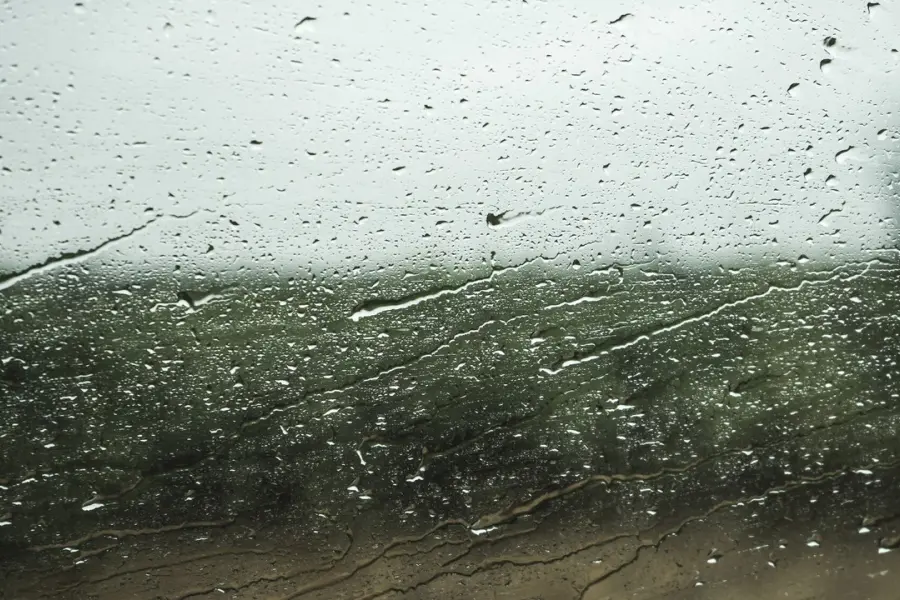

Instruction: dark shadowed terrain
[2,256,899,599]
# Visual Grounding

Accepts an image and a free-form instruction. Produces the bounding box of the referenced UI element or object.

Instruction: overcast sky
[1,0,898,282]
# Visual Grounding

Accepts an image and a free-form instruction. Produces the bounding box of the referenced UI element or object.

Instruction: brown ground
[6,466,898,600]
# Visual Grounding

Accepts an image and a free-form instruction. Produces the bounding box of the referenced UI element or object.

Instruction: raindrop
[294,16,317,36]
[486,212,505,227]
[609,13,633,25]
[881,535,900,550]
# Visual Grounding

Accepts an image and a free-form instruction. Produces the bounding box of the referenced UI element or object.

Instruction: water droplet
[294,16,317,36]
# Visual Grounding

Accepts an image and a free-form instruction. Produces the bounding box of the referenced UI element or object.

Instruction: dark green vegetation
[1,254,899,598]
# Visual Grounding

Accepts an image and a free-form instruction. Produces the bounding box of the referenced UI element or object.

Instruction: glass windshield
[2,2,898,599]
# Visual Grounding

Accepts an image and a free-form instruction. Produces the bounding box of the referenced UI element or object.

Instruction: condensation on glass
[1,1,898,599]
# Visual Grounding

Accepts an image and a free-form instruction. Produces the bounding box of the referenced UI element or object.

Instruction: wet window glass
[2,1,899,599]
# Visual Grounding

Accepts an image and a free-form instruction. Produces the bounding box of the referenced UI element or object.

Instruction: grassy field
[2,255,899,598]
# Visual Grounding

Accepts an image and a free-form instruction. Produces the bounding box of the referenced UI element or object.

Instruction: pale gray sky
[1,0,898,281]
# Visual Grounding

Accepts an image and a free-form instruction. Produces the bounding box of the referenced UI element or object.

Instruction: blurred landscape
[2,255,899,598]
